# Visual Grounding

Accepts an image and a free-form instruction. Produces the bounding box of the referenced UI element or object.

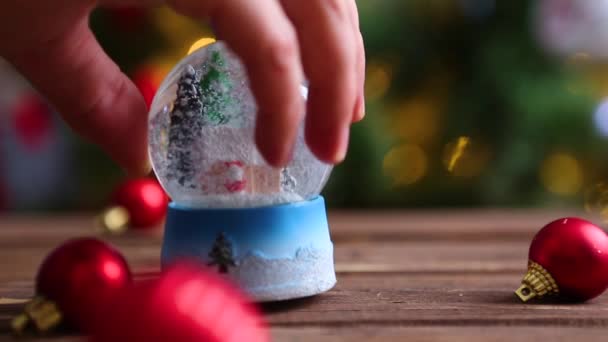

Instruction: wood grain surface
[0,210,607,341]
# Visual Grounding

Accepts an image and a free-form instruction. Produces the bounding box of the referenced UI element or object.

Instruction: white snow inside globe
[148,41,332,208]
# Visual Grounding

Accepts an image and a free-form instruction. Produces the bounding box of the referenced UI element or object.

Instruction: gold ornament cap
[11,296,62,335]
[515,260,559,302]
[97,206,130,235]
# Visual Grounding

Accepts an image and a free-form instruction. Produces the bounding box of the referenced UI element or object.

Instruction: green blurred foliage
[68,0,607,209]
[323,0,605,208]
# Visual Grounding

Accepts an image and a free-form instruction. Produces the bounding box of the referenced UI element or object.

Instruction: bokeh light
[445,136,470,172]
[442,136,490,178]
[564,52,593,95]
[593,98,608,137]
[365,60,392,101]
[154,6,200,40]
[98,207,129,235]
[584,182,608,223]
[567,52,591,68]
[581,63,608,98]
[152,6,212,57]
[142,56,188,86]
[382,144,428,186]
[539,152,584,196]
[188,37,216,55]
[390,97,441,145]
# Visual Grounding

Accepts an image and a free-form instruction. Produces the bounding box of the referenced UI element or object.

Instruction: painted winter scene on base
[206,232,336,301]
[161,196,336,301]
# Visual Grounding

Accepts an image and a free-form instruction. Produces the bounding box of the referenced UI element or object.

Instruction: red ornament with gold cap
[12,238,132,334]
[100,178,169,234]
[515,217,608,302]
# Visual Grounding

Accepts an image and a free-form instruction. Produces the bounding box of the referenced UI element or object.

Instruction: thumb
[5,18,149,176]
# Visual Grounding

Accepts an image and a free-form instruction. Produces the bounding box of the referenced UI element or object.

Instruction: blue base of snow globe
[161,196,336,302]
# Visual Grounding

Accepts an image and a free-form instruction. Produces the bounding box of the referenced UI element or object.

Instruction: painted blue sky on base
[162,196,332,261]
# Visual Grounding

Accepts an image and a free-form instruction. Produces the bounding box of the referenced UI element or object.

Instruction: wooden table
[1,210,608,341]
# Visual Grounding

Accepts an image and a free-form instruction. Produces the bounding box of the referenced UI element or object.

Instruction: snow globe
[148,41,336,301]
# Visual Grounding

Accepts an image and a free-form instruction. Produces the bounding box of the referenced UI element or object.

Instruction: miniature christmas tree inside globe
[148,41,332,208]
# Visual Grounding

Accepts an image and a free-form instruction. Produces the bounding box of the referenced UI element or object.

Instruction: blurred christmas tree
[326,0,608,210]
[4,0,608,211]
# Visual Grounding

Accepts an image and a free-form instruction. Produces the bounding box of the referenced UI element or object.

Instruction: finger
[347,1,366,122]
[100,0,163,7]
[6,19,149,175]
[281,0,358,164]
[168,0,304,167]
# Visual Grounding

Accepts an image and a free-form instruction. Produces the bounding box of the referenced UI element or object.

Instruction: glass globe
[149,41,332,208]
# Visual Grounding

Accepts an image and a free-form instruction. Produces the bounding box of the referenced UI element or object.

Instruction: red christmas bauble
[90,262,269,342]
[516,217,608,302]
[11,93,53,151]
[36,238,132,331]
[132,67,161,109]
[111,178,169,229]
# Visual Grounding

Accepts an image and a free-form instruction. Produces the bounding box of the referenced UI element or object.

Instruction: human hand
[0,0,365,175]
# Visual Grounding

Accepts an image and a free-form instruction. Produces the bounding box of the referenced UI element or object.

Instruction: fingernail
[333,127,350,163]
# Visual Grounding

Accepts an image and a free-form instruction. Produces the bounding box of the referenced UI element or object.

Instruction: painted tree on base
[208,232,237,274]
